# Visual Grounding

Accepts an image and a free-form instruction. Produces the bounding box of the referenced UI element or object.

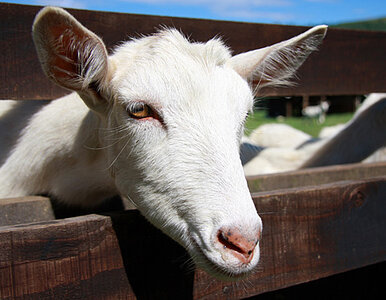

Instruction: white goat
[318,123,345,139]
[249,123,311,149]
[243,94,386,175]
[0,7,327,279]
[302,100,329,123]
[302,94,386,167]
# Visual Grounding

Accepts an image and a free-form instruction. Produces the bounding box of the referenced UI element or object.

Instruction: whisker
[122,194,138,209]
[107,137,131,170]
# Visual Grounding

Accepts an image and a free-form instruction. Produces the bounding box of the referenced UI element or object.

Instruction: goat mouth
[188,235,255,280]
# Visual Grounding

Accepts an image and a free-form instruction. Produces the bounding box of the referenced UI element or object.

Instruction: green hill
[331,17,386,31]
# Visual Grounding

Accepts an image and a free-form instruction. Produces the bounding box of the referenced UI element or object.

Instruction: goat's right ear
[32,7,109,112]
[228,25,327,90]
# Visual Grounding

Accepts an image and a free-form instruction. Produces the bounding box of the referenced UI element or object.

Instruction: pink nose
[217,227,261,264]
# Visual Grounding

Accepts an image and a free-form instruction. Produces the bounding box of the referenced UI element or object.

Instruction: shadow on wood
[50,197,195,299]
[0,215,133,299]
[1,176,385,299]
[105,210,195,300]
[248,262,385,300]
[50,195,126,219]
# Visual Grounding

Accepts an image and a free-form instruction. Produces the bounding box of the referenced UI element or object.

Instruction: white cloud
[121,0,292,7]
[120,0,294,22]
[304,0,338,3]
[33,0,297,23]
[35,0,87,9]
[218,9,294,22]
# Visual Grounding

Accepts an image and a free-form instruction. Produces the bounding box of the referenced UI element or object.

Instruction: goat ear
[32,7,108,112]
[228,25,327,89]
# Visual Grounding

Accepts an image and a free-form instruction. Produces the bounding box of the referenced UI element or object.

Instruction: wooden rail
[1,3,385,299]
[1,2,386,100]
[1,170,385,299]
[247,161,386,192]
[0,196,54,226]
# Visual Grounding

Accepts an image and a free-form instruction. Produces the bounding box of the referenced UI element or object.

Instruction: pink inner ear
[33,7,104,90]
[48,25,87,86]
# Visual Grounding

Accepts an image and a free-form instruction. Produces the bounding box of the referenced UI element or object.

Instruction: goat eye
[126,102,152,119]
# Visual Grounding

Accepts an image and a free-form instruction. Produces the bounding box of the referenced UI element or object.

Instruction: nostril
[217,230,245,254]
[217,228,259,263]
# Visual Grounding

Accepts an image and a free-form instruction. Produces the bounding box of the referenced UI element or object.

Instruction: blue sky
[4,0,386,26]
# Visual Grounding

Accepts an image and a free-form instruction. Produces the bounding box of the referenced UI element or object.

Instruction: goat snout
[217,226,261,264]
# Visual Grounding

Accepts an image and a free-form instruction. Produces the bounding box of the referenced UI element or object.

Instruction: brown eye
[127,102,152,119]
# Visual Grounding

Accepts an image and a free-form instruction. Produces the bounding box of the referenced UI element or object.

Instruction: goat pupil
[128,103,150,118]
[133,104,144,113]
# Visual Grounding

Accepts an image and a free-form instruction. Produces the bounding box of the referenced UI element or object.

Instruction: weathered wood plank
[255,262,384,300]
[1,178,384,299]
[1,3,385,100]
[247,161,386,193]
[194,177,386,299]
[0,196,54,226]
[0,214,133,300]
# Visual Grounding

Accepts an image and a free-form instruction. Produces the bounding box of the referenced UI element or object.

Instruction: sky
[4,0,386,26]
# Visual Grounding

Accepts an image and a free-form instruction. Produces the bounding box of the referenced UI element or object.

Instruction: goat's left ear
[32,6,109,113]
[228,25,327,89]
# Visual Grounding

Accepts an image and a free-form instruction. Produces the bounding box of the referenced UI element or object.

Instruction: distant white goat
[355,94,386,164]
[249,123,311,149]
[0,7,327,279]
[243,147,312,175]
[302,94,386,168]
[318,123,345,139]
[302,100,329,123]
[243,94,386,175]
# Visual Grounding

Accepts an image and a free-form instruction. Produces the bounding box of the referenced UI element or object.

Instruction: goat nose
[217,227,261,264]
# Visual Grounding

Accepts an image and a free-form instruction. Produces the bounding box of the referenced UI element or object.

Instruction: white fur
[302,94,386,168]
[0,7,327,279]
[243,93,386,176]
[249,123,311,149]
[243,141,324,175]
[318,123,345,139]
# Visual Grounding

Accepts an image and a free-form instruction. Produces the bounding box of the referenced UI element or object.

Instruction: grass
[245,110,354,138]
[332,17,386,32]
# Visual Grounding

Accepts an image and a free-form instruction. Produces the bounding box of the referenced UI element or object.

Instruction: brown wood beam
[247,161,386,193]
[1,177,384,299]
[195,177,386,298]
[1,3,385,100]
[0,196,54,226]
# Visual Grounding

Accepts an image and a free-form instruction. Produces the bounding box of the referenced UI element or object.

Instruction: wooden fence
[0,3,385,299]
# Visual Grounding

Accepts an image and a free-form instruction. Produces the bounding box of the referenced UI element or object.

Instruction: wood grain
[1,3,385,100]
[0,214,133,299]
[194,177,386,299]
[0,196,54,226]
[247,161,386,192]
[2,177,384,299]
